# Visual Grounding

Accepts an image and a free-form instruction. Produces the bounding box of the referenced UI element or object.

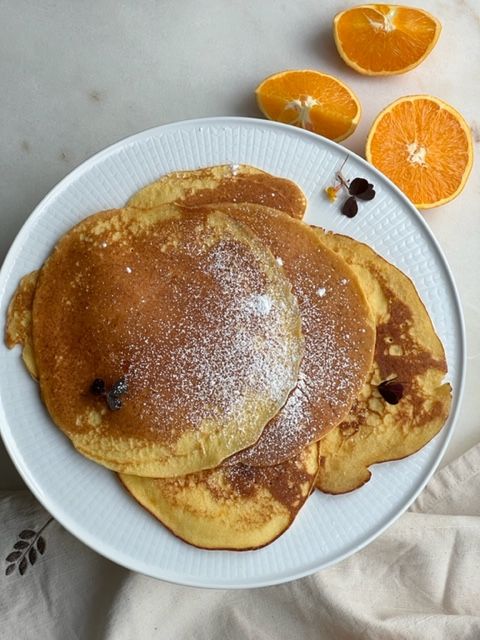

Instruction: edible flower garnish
[90,377,129,411]
[377,378,404,405]
[325,157,376,217]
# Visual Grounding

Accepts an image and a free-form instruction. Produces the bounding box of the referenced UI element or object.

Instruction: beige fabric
[2,444,480,639]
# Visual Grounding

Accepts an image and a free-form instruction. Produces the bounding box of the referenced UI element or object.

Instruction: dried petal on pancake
[377,378,404,405]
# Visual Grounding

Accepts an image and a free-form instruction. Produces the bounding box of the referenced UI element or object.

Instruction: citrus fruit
[255,70,361,142]
[366,95,473,209]
[334,5,441,75]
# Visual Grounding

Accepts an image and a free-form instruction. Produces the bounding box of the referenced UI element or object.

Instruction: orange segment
[255,70,361,142]
[366,96,473,209]
[334,5,441,75]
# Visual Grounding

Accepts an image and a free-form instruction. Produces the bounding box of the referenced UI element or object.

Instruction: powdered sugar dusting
[226,211,374,467]
[245,294,273,316]
[81,211,303,454]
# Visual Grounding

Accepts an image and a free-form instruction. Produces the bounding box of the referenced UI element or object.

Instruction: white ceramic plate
[0,117,465,588]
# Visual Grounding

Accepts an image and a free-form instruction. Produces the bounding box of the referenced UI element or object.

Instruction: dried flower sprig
[90,376,129,411]
[325,157,376,217]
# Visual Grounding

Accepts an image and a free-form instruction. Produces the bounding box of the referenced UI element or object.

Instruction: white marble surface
[0,0,478,489]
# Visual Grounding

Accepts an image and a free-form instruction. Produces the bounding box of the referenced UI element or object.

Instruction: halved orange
[334,5,441,75]
[366,96,473,209]
[255,70,361,142]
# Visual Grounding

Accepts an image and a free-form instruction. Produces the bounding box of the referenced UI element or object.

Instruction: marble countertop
[1,0,478,489]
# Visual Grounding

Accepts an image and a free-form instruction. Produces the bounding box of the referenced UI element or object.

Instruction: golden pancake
[119,442,318,550]
[5,270,38,379]
[127,164,307,219]
[29,206,304,477]
[191,204,375,466]
[313,229,452,494]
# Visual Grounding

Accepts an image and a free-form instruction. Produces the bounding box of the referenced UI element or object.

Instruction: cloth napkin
[2,443,480,640]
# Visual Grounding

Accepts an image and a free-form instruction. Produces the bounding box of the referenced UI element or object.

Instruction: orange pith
[334,5,441,75]
[255,70,361,142]
[366,96,473,209]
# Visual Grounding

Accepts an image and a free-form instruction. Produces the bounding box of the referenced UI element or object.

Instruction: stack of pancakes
[6,164,451,550]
